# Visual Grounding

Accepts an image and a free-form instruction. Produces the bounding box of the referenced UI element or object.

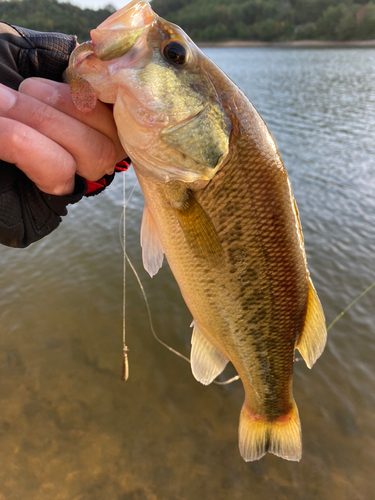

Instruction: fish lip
[68,41,95,78]
[90,26,148,61]
[96,0,154,30]
[89,0,155,61]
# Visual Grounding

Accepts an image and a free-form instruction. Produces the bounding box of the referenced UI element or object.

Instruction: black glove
[0,23,86,248]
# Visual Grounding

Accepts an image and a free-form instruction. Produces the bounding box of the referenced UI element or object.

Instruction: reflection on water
[0,48,375,499]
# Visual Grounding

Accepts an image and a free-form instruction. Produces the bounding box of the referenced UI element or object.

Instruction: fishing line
[121,170,129,381]
[119,175,239,386]
[326,279,375,333]
[120,175,147,381]
[119,193,190,365]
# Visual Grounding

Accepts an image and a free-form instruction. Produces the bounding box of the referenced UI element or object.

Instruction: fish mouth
[69,1,155,79]
[90,0,154,61]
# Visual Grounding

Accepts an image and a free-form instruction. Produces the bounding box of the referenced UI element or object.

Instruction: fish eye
[163,41,187,66]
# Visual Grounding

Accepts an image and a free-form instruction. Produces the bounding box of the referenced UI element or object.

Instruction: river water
[0,47,374,499]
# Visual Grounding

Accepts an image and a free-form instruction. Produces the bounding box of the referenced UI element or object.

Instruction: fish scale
[138,127,304,418]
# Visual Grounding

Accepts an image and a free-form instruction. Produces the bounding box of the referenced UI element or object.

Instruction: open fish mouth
[69,0,154,74]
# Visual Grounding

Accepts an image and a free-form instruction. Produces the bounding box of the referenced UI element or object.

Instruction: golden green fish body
[137,94,308,420]
[70,0,326,461]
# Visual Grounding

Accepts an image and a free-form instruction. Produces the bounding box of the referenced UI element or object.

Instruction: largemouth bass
[69,0,327,461]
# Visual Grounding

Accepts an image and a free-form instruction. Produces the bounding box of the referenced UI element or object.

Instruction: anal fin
[239,400,302,462]
[296,278,327,369]
[191,323,228,385]
[140,204,164,277]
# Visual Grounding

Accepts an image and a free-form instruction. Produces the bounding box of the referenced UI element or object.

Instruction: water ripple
[0,47,374,499]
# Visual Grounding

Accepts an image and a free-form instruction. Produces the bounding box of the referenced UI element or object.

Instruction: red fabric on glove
[85,158,131,197]
[115,160,130,172]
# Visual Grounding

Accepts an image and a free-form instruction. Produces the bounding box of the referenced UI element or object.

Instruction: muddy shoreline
[198,39,375,48]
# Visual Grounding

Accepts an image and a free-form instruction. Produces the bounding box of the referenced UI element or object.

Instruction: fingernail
[0,85,16,111]
[19,78,59,105]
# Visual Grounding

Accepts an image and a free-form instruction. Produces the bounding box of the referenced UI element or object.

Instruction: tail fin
[238,401,302,462]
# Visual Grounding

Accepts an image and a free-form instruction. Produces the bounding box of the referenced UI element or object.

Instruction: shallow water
[0,48,374,499]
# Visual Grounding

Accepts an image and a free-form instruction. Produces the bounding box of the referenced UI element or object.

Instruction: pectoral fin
[296,278,327,368]
[175,190,223,267]
[191,323,228,385]
[140,204,164,277]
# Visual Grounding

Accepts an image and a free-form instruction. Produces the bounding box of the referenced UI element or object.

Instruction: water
[1,48,374,499]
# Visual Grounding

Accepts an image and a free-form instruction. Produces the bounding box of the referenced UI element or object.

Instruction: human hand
[0,79,126,196]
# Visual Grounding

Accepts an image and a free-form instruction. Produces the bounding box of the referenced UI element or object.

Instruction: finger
[19,78,126,162]
[0,83,117,181]
[0,117,76,195]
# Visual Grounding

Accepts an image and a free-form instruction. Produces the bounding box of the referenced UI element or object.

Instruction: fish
[68,0,327,461]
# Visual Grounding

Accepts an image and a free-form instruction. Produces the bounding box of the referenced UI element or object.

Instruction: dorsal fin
[140,204,164,277]
[296,278,327,369]
[191,323,228,385]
